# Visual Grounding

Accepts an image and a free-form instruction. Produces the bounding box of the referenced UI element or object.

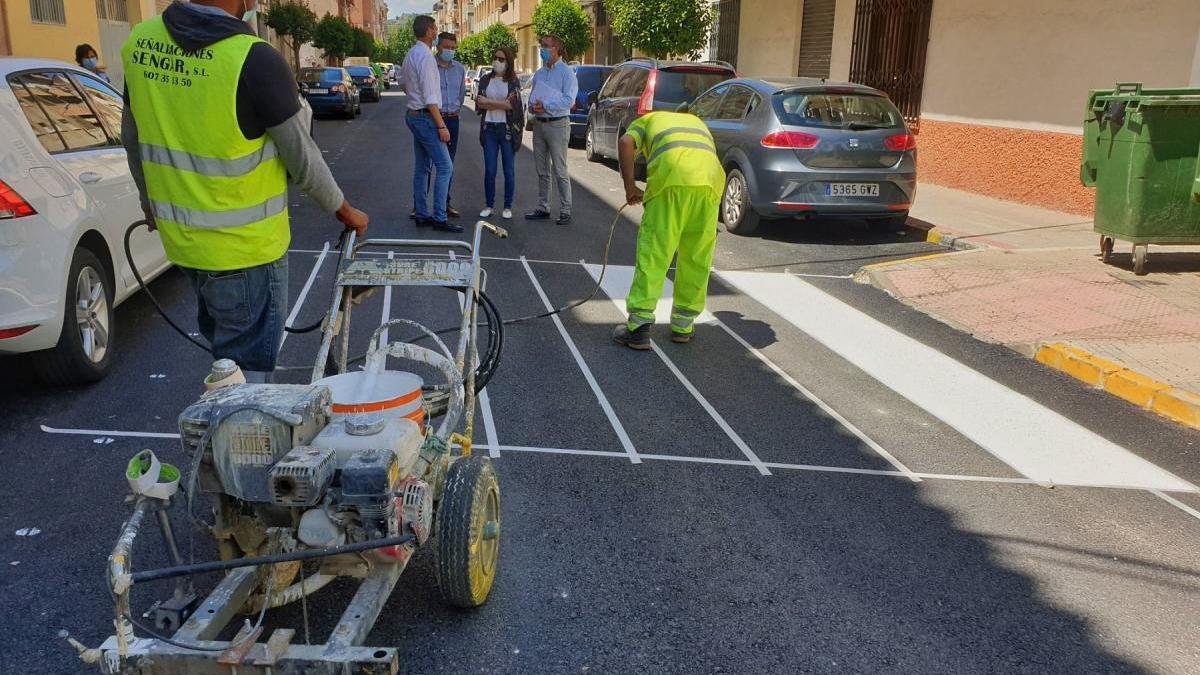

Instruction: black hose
[132,534,416,584]
[124,220,210,352]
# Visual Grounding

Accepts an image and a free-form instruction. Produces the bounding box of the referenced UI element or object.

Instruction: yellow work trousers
[626,186,720,335]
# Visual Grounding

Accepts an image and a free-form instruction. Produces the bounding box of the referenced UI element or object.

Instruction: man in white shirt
[400,15,459,232]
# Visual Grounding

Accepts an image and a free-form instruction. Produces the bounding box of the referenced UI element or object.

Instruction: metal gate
[848,0,933,130]
[95,0,131,87]
[797,0,836,78]
[711,0,740,68]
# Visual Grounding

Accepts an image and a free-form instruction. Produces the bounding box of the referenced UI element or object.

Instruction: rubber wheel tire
[435,455,501,608]
[33,247,113,385]
[584,120,601,162]
[722,168,760,235]
[1133,245,1148,275]
[1100,236,1114,263]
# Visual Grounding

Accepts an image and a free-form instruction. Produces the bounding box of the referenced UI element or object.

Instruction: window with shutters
[95,0,128,21]
[29,0,66,25]
[797,0,836,78]
[712,0,740,68]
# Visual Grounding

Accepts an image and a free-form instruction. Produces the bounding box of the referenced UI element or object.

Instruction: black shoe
[432,221,464,233]
[409,208,417,220]
[446,205,460,219]
[415,216,432,227]
[612,324,651,351]
[671,332,693,344]
[525,209,551,220]
[556,213,572,226]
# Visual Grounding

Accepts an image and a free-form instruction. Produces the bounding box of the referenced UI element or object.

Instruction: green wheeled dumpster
[1081,82,1200,275]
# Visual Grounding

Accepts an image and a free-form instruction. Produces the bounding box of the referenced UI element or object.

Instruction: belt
[536,116,567,122]
[443,112,459,118]
[407,109,430,116]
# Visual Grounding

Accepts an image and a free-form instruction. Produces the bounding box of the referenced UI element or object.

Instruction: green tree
[456,32,486,67]
[478,23,519,65]
[388,16,416,63]
[604,0,713,59]
[313,14,355,63]
[265,0,318,71]
[533,0,592,60]
[350,27,375,57]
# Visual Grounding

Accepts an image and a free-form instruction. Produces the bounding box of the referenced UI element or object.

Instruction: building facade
[713,0,1200,216]
[463,0,537,73]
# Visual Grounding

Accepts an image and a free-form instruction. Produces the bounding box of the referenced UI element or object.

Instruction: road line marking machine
[66,223,508,674]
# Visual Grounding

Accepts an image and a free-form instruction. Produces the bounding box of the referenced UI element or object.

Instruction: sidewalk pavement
[859,184,1200,428]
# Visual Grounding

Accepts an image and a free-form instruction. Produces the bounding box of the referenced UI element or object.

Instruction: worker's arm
[618,134,643,205]
[120,92,155,228]
[421,54,450,143]
[243,44,367,235]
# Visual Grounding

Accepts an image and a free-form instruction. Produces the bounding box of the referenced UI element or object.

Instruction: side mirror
[674,102,690,113]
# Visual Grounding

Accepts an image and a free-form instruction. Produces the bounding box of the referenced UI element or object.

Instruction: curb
[924,226,980,251]
[1035,342,1200,429]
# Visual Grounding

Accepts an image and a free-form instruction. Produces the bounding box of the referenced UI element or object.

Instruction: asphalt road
[2,90,1199,674]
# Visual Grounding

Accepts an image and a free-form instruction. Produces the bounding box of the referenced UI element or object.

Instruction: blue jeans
[424,115,459,207]
[482,122,515,209]
[181,257,288,374]
[407,112,452,221]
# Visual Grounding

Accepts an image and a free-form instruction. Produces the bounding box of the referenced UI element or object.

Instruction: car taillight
[0,325,38,339]
[0,180,36,219]
[761,131,819,149]
[331,84,346,94]
[637,69,657,115]
[367,77,376,84]
[884,133,917,151]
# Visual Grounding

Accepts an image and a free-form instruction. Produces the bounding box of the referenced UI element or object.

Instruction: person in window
[475,46,524,220]
[74,44,110,83]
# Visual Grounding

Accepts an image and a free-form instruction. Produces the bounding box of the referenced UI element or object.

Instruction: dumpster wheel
[1100,236,1114,263]
[1133,244,1148,276]
[435,456,500,608]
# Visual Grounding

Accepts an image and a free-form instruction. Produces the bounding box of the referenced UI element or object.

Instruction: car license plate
[826,183,880,197]
[308,88,328,95]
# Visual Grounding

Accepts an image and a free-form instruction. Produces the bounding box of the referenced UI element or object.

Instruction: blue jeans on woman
[482,122,515,209]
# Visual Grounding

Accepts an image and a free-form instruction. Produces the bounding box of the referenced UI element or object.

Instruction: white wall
[734,0,805,78]
[921,0,1200,131]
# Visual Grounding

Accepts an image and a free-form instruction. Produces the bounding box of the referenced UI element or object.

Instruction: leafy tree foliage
[604,0,713,59]
[457,23,518,67]
[313,14,355,63]
[350,27,375,57]
[264,0,318,71]
[532,0,592,60]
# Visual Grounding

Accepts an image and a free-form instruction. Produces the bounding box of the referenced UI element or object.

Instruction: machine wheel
[584,119,601,162]
[435,455,500,608]
[1100,236,1114,263]
[722,169,760,235]
[33,246,113,385]
[1133,244,1148,275]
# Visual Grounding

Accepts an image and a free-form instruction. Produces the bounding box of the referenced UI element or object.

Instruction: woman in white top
[474,47,524,219]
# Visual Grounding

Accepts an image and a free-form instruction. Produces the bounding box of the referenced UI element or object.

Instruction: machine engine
[178,383,431,560]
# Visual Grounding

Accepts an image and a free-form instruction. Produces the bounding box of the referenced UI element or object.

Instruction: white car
[0,58,170,384]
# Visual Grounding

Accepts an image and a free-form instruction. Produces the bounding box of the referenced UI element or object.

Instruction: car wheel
[585,120,601,162]
[32,247,113,385]
[722,169,760,235]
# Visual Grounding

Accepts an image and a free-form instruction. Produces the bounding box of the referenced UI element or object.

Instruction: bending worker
[612,111,725,350]
[120,0,368,381]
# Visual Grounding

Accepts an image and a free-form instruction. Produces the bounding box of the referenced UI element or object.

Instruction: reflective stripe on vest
[122,19,288,271]
[140,141,280,178]
[649,139,717,164]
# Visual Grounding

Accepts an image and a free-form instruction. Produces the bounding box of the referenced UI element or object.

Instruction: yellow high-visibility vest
[626,111,725,204]
[122,19,289,271]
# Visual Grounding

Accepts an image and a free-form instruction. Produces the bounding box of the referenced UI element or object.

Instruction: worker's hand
[438,126,451,143]
[625,185,644,206]
[336,201,369,236]
[141,205,157,231]
[531,100,545,115]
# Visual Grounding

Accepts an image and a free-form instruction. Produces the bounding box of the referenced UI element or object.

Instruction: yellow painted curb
[926,228,943,245]
[1036,342,1200,430]
[858,250,955,273]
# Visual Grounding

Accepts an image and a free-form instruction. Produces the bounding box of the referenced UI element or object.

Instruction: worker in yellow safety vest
[613,111,725,350]
[121,0,368,380]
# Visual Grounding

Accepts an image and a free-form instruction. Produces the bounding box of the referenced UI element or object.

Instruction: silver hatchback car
[684,77,917,235]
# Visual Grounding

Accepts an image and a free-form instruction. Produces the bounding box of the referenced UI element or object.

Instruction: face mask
[241,0,258,29]
[440,48,455,62]
[492,60,506,74]
[539,47,552,63]
[82,57,98,70]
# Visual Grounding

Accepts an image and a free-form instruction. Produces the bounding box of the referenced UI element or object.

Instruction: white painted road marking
[581,263,920,481]
[520,256,642,464]
[717,270,1197,493]
[279,242,331,354]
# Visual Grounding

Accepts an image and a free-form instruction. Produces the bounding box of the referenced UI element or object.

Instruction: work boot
[671,331,693,344]
[612,324,651,351]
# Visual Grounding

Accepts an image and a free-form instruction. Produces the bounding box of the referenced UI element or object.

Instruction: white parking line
[1150,490,1200,523]
[718,270,1198,492]
[519,256,642,464]
[379,251,394,345]
[278,242,331,354]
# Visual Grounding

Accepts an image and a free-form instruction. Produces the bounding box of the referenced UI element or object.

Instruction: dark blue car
[570,65,612,143]
[345,65,380,102]
[298,67,360,119]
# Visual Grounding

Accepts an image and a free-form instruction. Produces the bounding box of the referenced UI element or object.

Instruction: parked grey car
[683,77,917,235]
